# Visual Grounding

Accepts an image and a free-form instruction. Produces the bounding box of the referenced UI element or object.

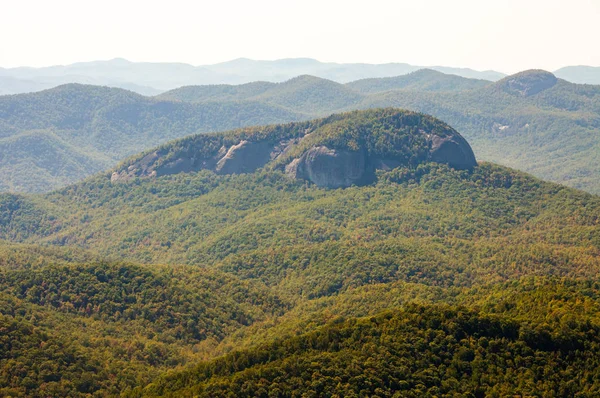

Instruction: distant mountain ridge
[3,58,600,97]
[0,58,505,95]
[555,65,600,85]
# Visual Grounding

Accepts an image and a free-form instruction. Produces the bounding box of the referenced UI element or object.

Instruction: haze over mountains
[555,65,600,85]
[3,0,600,395]
[0,58,505,95]
[0,57,597,96]
[2,58,600,97]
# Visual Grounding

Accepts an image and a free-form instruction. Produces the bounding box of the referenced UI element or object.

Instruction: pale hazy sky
[2,0,599,73]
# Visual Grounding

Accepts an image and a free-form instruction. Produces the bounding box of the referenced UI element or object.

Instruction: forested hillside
[357,70,600,194]
[345,68,492,93]
[1,110,600,396]
[129,301,600,397]
[0,243,287,397]
[0,84,305,193]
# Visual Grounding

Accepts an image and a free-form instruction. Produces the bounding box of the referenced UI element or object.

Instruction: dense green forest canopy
[128,301,600,397]
[0,243,288,397]
[1,109,600,396]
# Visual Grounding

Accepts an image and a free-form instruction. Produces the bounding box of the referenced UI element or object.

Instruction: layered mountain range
[1,68,599,194]
[2,58,600,97]
[0,58,505,95]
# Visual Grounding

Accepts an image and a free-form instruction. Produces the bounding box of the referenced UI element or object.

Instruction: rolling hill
[1,109,600,396]
[0,244,287,397]
[345,68,492,93]
[356,70,600,193]
[0,84,306,193]
[128,302,600,397]
[555,65,600,85]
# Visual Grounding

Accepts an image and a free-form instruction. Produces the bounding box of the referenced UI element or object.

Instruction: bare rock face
[215,140,273,175]
[110,111,478,189]
[286,146,367,188]
[286,131,476,188]
[428,134,477,170]
[111,151,159,182]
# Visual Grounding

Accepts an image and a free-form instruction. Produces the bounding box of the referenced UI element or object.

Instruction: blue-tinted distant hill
[555,65,600,85]
[0,57,504,95]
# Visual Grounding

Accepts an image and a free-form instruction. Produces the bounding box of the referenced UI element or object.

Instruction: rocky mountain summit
[111,108,476,188]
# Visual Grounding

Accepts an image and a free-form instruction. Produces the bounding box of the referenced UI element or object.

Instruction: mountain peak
[497,69,557,96]
[111,108,477,188]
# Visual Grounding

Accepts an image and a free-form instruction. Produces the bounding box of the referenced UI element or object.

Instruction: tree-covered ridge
[346,68,491,94]
[358,72,600,193]
[0,262,287,342]
[127,301,600,397]
[158,71,488,110]
[0,129,113,193]
[1,108,600,396]
[157,81,276,103]
[0,160,598,302]
[0,243,288,397]
[252,75,364,113]
[208,277,600,360]
[0,193,62,240]
[0,159,599,394]
[0,84,306,193]
[0,309,100,398]
[160,75,364,114]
